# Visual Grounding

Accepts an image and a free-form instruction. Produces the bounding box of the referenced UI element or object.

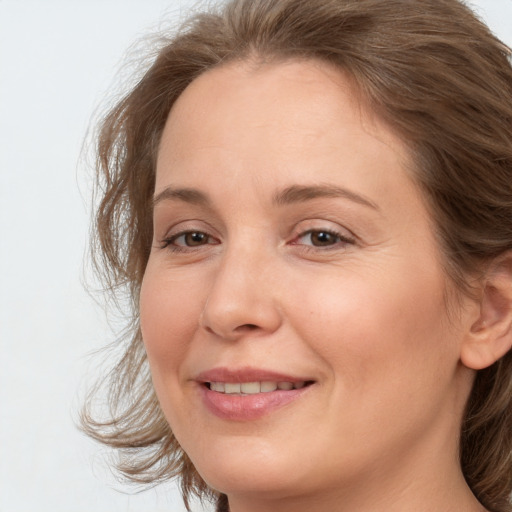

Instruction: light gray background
[1,1,511,511]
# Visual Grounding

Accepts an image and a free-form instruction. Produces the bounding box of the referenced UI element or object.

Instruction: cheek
[139,264,204,385]
[288,261,456,392]
[283,264,461,461]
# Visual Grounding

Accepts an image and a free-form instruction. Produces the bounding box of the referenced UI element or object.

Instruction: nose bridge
[200,236,281,339]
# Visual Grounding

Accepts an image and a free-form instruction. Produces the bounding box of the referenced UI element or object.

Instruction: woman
[82,0,512,511]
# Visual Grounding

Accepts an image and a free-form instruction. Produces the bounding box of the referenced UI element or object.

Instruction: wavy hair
[81,1,512,511]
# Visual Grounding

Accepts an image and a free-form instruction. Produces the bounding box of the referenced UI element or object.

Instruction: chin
[187,436,309,497]
[201,468,304,501]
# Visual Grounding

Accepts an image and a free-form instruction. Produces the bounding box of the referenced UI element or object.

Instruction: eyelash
[160,230,219,253]
[160,228,355,253]
[292,229,355,250]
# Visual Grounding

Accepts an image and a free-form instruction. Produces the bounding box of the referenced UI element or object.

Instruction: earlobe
[461,252,512,370]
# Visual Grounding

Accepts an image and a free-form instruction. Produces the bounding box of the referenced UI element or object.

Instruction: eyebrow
[152,187,211,208]
[272,184,379,210]
[152,184,379,211]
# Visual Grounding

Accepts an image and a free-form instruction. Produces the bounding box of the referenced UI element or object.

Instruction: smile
[207,381,308,394]
[196,369,315,421]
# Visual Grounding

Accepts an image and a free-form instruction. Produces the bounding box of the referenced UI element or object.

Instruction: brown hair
[81,1,512,511]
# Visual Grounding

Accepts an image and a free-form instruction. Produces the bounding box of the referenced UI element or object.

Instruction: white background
[0,1,511,511]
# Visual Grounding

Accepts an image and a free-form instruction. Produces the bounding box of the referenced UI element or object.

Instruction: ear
[461,251,512,370]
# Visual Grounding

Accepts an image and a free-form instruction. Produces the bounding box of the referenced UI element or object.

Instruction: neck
[226,471,485,512]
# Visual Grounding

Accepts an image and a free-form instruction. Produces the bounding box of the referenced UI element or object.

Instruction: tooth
[261,381,278,392]
[210,382,225,392]
[294,381,306,389]
[277,382,294,390]
[241,382,261,394]
[225,383,241,394]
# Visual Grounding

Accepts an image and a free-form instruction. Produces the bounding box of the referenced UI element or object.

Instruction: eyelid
[157,218,217,238]
[291,228,355,248]
[156,219,221,250]
[290,219,356,242]
[158,230,220,256]
[166,229,216,245]
[155,218,357,253]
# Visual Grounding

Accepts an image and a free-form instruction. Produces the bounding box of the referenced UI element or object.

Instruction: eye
[161,230,218,251]
[293,229,355,248]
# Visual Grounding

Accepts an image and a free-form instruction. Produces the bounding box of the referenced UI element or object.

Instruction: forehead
[158,59,407,167]
[162,59,375,138]
[155,58,418,217]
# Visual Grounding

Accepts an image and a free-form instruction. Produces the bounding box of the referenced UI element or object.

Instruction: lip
[195,366,312,384]
[195,366,314,421]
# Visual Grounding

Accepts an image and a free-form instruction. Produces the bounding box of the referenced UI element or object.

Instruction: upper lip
[195,366,314,384]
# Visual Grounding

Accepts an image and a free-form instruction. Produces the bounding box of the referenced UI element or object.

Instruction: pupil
[313,231,335,246]
[186,232,206,246]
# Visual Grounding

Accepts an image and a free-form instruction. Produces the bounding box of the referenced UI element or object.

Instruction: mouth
[205,380,313,394]
[195,368,315,421]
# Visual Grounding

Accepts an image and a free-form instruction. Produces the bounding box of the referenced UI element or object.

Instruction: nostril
[238,324,259,331]
[230,323,260,334]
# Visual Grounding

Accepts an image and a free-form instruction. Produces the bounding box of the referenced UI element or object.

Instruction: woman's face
[140,60,475,505]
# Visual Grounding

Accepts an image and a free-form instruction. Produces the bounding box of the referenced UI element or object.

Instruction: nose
[199,245,282,341]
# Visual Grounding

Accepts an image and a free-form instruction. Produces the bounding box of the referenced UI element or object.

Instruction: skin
[140,59,488,512]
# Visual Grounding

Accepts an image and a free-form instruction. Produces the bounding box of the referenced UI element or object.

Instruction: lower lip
[200,385,311,421]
